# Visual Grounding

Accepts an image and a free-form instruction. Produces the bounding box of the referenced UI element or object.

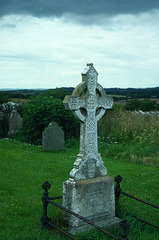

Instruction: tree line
[0,88,159,143]
[1,86,159,102]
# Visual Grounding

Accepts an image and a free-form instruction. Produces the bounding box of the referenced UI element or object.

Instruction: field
[114,98,159,106]
[0,138,159,240]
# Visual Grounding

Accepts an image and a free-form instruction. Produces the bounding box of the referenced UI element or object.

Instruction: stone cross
[63,63,113,181]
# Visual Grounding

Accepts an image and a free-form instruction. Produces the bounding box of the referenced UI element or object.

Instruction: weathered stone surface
[0,102,21,112]
[63,63,113,181]
[62,64,118,234]
[8,110,23,135]
[42,122,64,151]
[63,176,120,234]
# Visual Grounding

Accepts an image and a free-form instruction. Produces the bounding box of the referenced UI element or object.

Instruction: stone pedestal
[63,176,120,234]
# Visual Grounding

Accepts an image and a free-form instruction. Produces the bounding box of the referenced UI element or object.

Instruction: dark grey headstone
[42,122,64,151]
[8,110,23,135]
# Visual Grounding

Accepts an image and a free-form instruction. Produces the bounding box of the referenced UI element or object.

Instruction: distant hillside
[0,87,159,98]
[0,89,47,95]
[104,87,159,98]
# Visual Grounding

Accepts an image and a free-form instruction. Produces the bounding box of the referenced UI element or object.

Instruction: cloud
[0,0,159,21]
[1,23,16,28]
[0,11,159,89]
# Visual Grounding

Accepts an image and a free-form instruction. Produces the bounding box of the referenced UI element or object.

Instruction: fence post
[115,175,122,216]
[41,181,51,228]
[119,219,130,240]
[115,175,122,198]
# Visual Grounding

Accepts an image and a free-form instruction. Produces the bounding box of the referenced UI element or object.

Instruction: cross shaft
[63,63,113,181]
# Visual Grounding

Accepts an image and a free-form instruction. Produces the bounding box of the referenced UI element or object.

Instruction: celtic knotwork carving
[86,117,96,131]
[99,97,113,109]
[88,76,96,93]
[69,97,85,110]
[100,165,108,176]
[85,133,96,153]
[87,159,96,178]
[74,173,81,181]
[87,133,96,143]
[87,95,96,110]
[63,64,113,180]
[86,143,96,153]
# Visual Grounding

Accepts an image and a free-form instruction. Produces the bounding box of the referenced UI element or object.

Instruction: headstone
[63,63,120,234]
[42,122,64,151]
[8,110,23,135]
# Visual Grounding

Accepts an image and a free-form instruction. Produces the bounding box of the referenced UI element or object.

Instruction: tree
[22,94,79,144]
[140,100,159,111]
[125,99,159,111]
[42,88,71,101]
[124,99,141,111]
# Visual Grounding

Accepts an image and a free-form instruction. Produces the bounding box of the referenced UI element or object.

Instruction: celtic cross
[63,63,113,181]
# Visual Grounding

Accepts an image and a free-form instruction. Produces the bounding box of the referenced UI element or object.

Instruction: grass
[98,109,159,167]
[99,141,159,166]
[99,109,159,142]
[107,94,126,98]
[10,98,30,103]
[0,138,159,240]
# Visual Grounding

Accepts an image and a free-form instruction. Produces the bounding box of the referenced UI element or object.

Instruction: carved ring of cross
[65,81,112,123]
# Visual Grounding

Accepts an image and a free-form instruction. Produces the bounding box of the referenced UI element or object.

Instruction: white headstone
[63,64,119,234]
[63,63,113,181]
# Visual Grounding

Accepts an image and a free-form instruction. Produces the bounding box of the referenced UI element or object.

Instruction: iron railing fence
[41,181,129,240]
[115,175,159,230]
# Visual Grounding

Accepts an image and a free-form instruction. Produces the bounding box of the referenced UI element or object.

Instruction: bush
[0,92,10,104]
[41,88,71,101]
[22,95,80,144]
[125,98,159,111]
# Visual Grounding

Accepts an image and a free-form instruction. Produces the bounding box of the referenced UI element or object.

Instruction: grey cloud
[0,0,159,19]
[1,24,16,28]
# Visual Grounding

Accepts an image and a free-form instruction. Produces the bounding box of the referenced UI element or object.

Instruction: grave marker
[8,110,23,135]
[42,122,64,151]
[63,64,119,234]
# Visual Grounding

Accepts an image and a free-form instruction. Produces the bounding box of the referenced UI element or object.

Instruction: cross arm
[98,96,113,109]
[63,95,85,111]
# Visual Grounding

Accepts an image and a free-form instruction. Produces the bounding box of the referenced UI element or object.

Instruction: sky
[0,0,159,89]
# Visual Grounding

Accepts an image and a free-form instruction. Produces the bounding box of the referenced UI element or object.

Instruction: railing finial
[41,181,51,228]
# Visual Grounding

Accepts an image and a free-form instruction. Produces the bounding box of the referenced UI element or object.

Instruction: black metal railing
[41,181,129,240]
[115,175,159,230]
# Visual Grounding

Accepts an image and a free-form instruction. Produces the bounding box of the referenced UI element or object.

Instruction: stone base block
[63,176,120,235]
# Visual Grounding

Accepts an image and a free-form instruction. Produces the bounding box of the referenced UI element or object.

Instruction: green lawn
[0,139,158,240]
